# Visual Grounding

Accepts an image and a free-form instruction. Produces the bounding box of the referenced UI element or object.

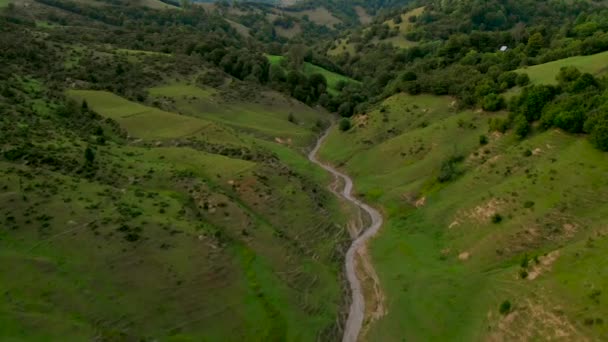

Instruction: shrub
[519,269,528,279]
[513,114,529,138]
[590,118,608,151]
[499,300,512,315]
[523,200,535,208]
[482,93,505,111]
[554,110,586,133]
[516,73,530,87]
[523,149,532,157]
[479,134,488,145]
[437,154,464,183]
[491,213,502,223]
[401,71,417,81]
[84,146,95,164]
[338,102,354,117]
[520,254,529,268]
[489,117,509,133]
[339,118,351,131]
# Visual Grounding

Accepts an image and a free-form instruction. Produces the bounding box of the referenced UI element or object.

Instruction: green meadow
[147,82,326,147]
[517,50,608,85]
[266,55,360,94]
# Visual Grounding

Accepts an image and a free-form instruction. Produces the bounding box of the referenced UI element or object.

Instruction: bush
[84,146,95,164]
[489,117,509,133]
[479,134,488,145]
[338,102,354,117]
[339,118,351,131]
[482,93,505,112]
[523,200,535,208]
[554,110,586,133]
[513,114,529,138]
[491,213,502,223]
[590,118,608,151]
[523,149,532,157]
[499,300,511,315]
[520,254,529,268]
[437,154,464,183]
[401,71,417,81]
[516,73,530,87]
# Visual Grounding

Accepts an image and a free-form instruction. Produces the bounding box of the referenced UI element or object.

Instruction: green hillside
[4,0,608,340]
[266,54,359,94]
[319,94,608,341]
[516,51,608,85]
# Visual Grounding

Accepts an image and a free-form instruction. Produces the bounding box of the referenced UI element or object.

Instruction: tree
[84,146,95,164]
[516,73,530,87]
[526,33,543,57]
[479,134,488,145]
[513,114,529,138]
[287,112,297,124]
[287,44,308,69]
[338,102,354,117]
[556,66,581,84]
[554,110,586,133]
[339,118,351,131]
[499,300,511,315]
[401,71,417,81]
[482,93,505,112]
[517,85,557,122]
[590,118,608,151]
[269,64,286,83]
[180,0,191,9]
[571,73,598,93]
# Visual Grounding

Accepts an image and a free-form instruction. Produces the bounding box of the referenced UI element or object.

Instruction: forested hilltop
[325,0,608,150]
[2,0,608,340]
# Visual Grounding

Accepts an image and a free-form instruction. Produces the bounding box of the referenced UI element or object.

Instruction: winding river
[308,127,384,342]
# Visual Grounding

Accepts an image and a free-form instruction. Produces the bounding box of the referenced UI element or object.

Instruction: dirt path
[308,128,384,342]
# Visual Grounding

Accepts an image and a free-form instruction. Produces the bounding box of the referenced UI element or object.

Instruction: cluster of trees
[488,68,608,151]
[314,1,608,144]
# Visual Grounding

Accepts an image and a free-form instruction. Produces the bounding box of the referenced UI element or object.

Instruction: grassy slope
[377,6,424,49]
[2,71,347,341]
[319,93,608,340]
[517,50,608,85]
[287,7,341,28]
[147,82,324,147]
[266,55,359,94]
[68,90,214,139]
[328,7,423,55]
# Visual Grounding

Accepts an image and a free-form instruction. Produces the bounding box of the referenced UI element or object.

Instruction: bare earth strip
[309,128,384,342]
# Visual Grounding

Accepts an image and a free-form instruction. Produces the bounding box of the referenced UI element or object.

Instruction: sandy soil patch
[527,250,560,280]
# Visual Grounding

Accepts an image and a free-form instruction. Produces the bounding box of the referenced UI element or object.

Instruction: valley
[2,0,608,340]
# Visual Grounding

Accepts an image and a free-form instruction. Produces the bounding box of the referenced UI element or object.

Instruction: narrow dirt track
[308,127,384,342]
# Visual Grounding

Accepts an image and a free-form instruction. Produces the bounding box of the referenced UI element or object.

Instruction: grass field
[266,55,360,94]
[147,82,326,147]
[287,7,341,28]
[319,93,608,340]
[516,50,608,85]
[0,0,12,8]
[68,90,213,139]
